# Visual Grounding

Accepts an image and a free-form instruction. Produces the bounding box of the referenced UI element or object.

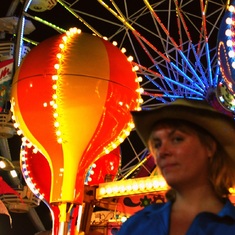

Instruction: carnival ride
[0,0,235,234]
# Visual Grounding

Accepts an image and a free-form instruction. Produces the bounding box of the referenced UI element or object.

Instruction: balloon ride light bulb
[127,56,133,62]
[121,47,126,53]
[112,41,118,46]
[132,65,139,71]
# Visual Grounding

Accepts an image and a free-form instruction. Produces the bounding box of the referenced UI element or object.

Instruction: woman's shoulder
[218,198,235,219]
[135,201,171,216]
[122,201,171,226]
[117,202,171,235]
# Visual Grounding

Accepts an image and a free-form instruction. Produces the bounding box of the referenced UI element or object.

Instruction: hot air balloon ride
[11,28,142,234]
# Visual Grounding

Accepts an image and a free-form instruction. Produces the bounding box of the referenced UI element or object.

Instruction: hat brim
[131,99,235,162]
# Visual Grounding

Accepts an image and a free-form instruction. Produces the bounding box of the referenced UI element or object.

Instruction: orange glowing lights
[11,28,141,207]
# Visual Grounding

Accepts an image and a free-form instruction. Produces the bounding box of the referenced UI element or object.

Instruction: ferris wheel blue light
[217,0,235,113]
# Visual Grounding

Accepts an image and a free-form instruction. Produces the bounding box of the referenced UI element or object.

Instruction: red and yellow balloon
[21,144,121,234]
[86,146,121,185]
[21,145,121,202]
[11,28,141,232]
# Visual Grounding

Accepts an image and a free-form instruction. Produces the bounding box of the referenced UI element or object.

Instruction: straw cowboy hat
[131,98,235,160]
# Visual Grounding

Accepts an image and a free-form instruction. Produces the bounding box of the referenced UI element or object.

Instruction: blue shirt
[117,199,235,235]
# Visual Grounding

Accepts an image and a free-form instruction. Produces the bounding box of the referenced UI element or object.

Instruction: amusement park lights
[0,157,18,179]
[11,27,143,156]
[51,28,82,144]
[52,27,142,153]
[20,145,45,201]
[217,2,235,113]
[96,175,168,199]
[11,26,143,216]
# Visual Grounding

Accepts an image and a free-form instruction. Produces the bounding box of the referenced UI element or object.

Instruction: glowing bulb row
[11,108,41,160]
[101,33,143,155]
[52,27,82,144]
[103,121,135,154]
[96,175,168,199]
[222,3,235,70]
[20,145,45,200]
[217,4,235,94]
[104,34,144,98]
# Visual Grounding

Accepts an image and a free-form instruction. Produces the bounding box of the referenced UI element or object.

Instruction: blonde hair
[209,144,235,198]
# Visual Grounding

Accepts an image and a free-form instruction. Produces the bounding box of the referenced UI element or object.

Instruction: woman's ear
[206,139,217,158]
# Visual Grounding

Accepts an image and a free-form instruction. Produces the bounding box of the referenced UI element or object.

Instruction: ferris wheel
[0,0,233,234]
[7,0,231,178]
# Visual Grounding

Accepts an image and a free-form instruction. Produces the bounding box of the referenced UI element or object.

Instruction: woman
[118,98,235,235]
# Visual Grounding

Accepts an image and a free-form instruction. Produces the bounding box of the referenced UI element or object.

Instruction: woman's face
[149,122,216,189]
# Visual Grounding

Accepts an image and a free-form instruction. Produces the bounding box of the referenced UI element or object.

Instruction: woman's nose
[157,142,171,159]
